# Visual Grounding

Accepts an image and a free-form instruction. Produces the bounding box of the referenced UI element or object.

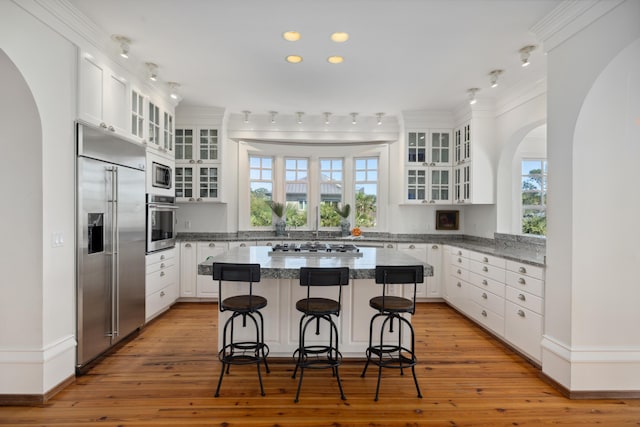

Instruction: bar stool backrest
[299,267,350,313]
[213,262,261,312]
[374,265,424,314]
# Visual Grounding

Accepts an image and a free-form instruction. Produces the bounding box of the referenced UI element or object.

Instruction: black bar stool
[361,265,424,401]
[213,262,270,397]
[292,267,350,403]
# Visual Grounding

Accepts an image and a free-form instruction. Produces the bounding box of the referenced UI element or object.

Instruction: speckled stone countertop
[197,246,434,279]
[179,231,546,267]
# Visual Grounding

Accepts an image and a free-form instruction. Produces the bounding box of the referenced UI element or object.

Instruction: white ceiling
[68,0,561,116]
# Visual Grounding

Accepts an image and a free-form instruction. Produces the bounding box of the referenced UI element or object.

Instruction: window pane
[521,158,547,236]
[320,157,344,227]
[355,157,378,228]
[249,156,273,227]
[285,157,308,227]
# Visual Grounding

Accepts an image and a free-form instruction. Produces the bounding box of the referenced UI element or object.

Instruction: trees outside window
[521,159,547,235]
[319,158,343,227]
[354,157,378,228]
[249,156,273,227]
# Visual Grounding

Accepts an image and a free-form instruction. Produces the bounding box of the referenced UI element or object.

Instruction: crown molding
[530,0,625,52]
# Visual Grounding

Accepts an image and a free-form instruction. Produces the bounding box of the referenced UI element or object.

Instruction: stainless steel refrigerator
[76,122,146,371]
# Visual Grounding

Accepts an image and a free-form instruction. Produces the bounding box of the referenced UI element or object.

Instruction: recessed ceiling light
[327,56,344,64]
[283,31,301,42]
[330,32,349,43]
[286,55,303,64]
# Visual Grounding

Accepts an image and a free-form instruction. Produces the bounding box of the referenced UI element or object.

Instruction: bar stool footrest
[365,345,417,368]
[219,342,270,365]
[293,346,343,369]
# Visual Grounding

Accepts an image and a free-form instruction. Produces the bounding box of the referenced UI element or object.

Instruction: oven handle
[147,204,180,210]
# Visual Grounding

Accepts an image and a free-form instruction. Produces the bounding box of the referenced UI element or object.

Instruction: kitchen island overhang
[198,246,433,357]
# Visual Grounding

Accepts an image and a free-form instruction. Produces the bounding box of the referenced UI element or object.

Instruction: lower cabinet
[397,242,443,299]
[179,241,229,299]
[145,248,178,322]
[444,245,544,364]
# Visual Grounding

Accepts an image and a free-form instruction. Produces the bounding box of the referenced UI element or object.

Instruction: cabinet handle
[457,258,462,263]
[189,159,195,164]
[209,243,216,247]
[160,291,165,297]
[387,244,394,248]
[481,310,487,317]
[188,197,195,202]
[483,257,489,263]
[108,125,115,132]
[160,255,165,260]
[518,293,526,301]
[197,159,203,164]
[457,282,461,288]
[482,292,487,299]
[517,309,526,318]
[430,162,435,167]
[457,269,462,275]
[457,251,462,255]
[160,263,165,268]
[421,199,427,204]
[518,266,527,274]
[160,271,165,277]
[197,198,203,202]
[482,279,488,285]
[240,243,246,247]
[185,243,192,248]
[518,278,526,285]
[409,244,415,249]
[429,200,435,204]
[482,266,488,272]
[432,245,438,249]
[266,242,273,246]
[99,122,107,129]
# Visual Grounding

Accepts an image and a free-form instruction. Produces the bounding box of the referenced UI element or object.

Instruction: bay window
[319,158,344,227]
[354,157,378,228]
[285,158,308,227]
[249,155,274,227]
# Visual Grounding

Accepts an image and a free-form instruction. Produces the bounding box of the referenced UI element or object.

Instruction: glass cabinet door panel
[199,129,218,161]
[407,131,427,163]
[175,166,194,198]
[199,167,219,199]
[175,129,193,161]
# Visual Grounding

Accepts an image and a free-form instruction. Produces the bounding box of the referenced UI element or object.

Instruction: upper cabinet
[78,52,129,135]
[404,129,452,204]
[174,126,221,202]
[406,130,451,167]
[452,118,494,204]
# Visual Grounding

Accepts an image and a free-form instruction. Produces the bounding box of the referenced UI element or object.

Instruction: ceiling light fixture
[112,35,131,59]
[376,113,384,125]
[350,112,358,125]
[323,112,331,125]
[242,110,251,123]
[489,69,504,88]
[296,111,304,124]
[327,56,344,64]
[330,32,349,43]
[167,82,180,100]
[146,62,158,81]
[467,88,480,105]
[519,45,536,67]
[269,111,277,124]
[286,55,303,64]
[282,31,301,42]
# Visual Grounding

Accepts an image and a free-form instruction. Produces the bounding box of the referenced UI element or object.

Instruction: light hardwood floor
[2,302,640,426]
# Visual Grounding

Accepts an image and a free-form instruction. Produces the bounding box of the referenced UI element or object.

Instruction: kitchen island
[198,246,433,357]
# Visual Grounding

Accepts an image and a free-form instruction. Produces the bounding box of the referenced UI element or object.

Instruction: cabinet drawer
[145,282,178,321]
[449,264,469,281]
[445,278,472,313]
[450,254,469,269]
[146,257,176,275]
[146,248,176,266]
[506,287,543,315]
[468,251,506,269]
[505,301,543,362]
[469,301,504,337]
[470,286,504,316]
[469,260,506,283]
[506,260,544,280]
[468,272,505,297]
[146,264,177,295]
[448,246,468,258]
[505,271,544,297]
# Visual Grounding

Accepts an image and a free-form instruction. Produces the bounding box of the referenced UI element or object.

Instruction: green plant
[268,201,285,219]
[333,203,351,219]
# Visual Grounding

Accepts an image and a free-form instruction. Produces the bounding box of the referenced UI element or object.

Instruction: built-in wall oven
[146,194,178,253]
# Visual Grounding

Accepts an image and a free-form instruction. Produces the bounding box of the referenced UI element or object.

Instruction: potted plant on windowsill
[334,203,351,237]
[269,201,286,236]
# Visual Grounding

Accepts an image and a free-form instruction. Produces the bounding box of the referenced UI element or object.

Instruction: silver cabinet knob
[482,266,488,272]
[481,310,487,317]
[160,263,165,268]
[209,243,216,247]
[517,310,526,318]
[483,257,489,263]
[518,278,526,285]
[482,293,487,299]
[188,197,195,202]
[457,269,462,274]
[185,243,192,248]
[432,245,438,249]
[429,200,435,204]
[240,243,246,247]
[197,198,202,202]
[99,122,107,129]
[457,258,462,263]
[457,282,462,288]
[160,271,165,277]
[457,251,462,255]
[160,291,165,297]
[519,266,527,274]
[387,244,394,249]
[409,244,415,249]
[189,159,195,164]
[108,125,115,132]
[160,255,166,260]
[197,159,203,164]
[518,293,526,301]
[481,279,488,286]
[266,242,273,246]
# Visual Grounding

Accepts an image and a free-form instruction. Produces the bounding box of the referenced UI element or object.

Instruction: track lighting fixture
[269,111,277,124]
[467,88,480,105]
[296,112,304,124]
[112,35,131,59]
[242,110,251,123]
[489,70,503,88]
[376,113,384,125]
[146,62,158,81]
[167,82,180,100]
[519,45,536,67]
[350,112,358,125]
[323,112,331,125]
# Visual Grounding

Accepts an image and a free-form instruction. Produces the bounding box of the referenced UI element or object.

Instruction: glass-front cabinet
[406,166,451,204]
[175,126,221,202]
[405,129,452,204]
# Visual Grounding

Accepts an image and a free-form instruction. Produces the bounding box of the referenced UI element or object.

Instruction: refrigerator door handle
[112,167,120,337]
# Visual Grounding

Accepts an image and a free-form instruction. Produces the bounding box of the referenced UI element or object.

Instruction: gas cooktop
[268,242,363,257]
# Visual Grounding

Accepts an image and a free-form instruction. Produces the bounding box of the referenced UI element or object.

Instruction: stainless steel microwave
[151,161,172,190]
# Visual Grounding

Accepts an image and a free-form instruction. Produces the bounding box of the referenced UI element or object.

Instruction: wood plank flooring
[2,302,640,426]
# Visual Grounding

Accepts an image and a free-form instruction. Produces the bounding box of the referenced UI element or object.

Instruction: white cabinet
[179,241,229,299]
[452,118,494,204]
[397,243,428,296]
[405,129,453,204]
[426,244,443,297]
[145,248,178,322]
[444,246,544,363]
[175,127,220,202]
[78,52,129,135]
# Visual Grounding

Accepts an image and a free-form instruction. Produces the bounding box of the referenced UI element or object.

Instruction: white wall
[0,1,77,394]
[543,0,640,391]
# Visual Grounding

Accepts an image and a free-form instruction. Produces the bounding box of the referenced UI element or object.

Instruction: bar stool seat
[213,262,270,397]
[361,265,424,401]
[295,297,340,315]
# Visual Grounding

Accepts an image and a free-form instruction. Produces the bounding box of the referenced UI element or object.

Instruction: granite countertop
[179,231,546,267]
[197,246,434,279]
